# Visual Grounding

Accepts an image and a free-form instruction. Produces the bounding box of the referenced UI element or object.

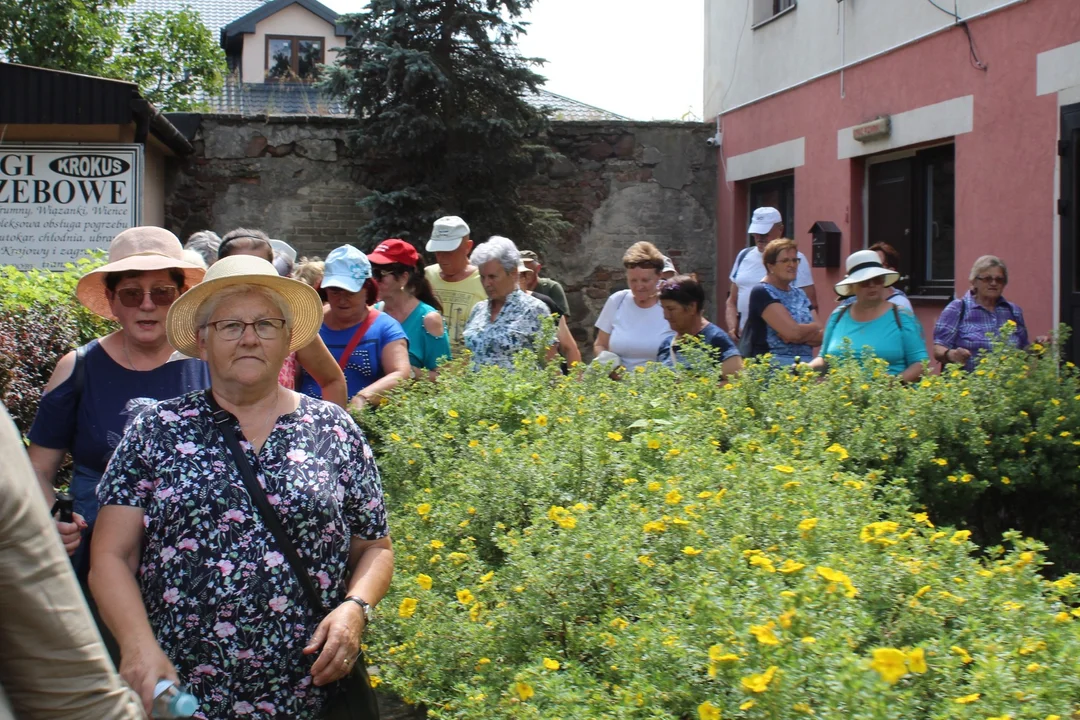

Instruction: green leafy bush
[0,256,113,433]
[362,340,1080,719]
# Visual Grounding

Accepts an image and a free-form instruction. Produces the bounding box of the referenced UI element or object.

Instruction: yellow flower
[638,554,656,567]
[479,571,494,584]
[825,443,849,460]
[816,566,858,598]
[912,512,935,527]
[416,573,433,590]
[536,415,548,426]
[542,657,560,671]
[468,602,482,622]
[416,503,432,517]
[708,644,740,663]
[666,489,683,505]
[456,589,475,605]
[778,608,796,629]
[698,701,721,720]
[683,546,703,556]
[914,585,931,598]
[647,438,661,450]
[951,646,973,664]
[740,700,756,710]
[749,622,780,645]
[800,636,816,644]
[369,675,381,688]
[740,666,778,693]
[398,597,418,618]
[647,481,663,492]
[869,648,908,684]
[607,432,623,442]
[643,520,667,534]
[950,530,972,544]
[931,458,948,466]
[792,702,814,715]
[779,559,806,574]
[860,521,899,545]
[468,439,479,447]
[773,465,796,474]
[907,647,927,674]
[447,409,459,418]
[952,693,980,704]
[749,555,776,573]
[448,552,468,565]
[798,517,818,533]
[610,617,629,630]
[547,505,577,529]
[514,682,534,701]
[429,539,444,550]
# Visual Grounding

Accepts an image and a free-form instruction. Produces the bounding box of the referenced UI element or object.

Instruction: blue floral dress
[462,289,551,369]
[97,392,389,720]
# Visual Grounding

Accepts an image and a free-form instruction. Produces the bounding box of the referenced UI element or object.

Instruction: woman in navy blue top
[26,227,209,574]
[658,274,743,379]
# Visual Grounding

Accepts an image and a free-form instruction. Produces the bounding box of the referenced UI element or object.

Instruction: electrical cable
[717,0,752,190]
[924,0,987,72]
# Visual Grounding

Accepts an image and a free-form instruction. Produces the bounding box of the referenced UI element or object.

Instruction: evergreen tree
[322,0,570,249]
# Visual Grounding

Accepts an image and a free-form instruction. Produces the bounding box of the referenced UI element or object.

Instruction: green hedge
[362,339,1080,719]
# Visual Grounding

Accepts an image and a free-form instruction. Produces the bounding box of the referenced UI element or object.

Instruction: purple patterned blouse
[97,391,388,719]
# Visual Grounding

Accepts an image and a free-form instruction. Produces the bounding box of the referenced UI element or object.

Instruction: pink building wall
[715,0,1080,348]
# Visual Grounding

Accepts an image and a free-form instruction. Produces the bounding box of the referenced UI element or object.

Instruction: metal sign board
[0,143,143,270]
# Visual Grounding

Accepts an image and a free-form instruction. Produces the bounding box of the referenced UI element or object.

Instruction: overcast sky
[326,0,704,121]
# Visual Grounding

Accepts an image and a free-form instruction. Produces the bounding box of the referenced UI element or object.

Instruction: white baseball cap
[427,216,471,252]
[748,207,783,235]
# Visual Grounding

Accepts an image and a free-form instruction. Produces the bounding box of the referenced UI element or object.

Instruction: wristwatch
[344,595,372,624]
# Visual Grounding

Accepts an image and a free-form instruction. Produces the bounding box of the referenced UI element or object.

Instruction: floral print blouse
[463,289,552,369]
[97,391,389,720]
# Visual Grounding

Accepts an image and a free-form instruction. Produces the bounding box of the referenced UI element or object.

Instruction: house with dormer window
[132,0,627,119]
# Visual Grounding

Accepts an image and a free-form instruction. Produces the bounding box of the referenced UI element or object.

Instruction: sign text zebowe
[0,144,143,270]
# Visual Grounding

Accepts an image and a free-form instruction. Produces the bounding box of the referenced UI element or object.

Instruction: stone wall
[164,116,717,355]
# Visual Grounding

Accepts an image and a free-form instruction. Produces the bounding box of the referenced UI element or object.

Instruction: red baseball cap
[367,238,420,267]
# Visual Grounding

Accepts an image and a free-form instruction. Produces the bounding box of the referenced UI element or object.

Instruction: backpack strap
[733,247,752,278]
[892,304,902,330]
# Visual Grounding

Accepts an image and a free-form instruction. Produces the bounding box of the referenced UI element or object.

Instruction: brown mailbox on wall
[809,221,842,269]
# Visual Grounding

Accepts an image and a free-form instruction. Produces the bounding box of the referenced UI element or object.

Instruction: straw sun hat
[166,255,324,358]
[75,227,206,319]
[833,249,901,298]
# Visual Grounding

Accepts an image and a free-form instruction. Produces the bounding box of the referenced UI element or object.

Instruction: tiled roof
[130,0,265,36]
[527,90,628,122]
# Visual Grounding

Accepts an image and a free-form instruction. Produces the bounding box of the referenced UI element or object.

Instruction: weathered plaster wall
[164,116,716,353]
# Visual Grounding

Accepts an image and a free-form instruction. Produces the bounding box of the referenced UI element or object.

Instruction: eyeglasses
[205,318,287,341]
[116,286,179,308]
[975,275,1005,285]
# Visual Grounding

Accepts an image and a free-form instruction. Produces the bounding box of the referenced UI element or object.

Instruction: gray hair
[184,230,221,267]
[969,255,1008,284]
[470,235,520,273]
[194,284,294,340]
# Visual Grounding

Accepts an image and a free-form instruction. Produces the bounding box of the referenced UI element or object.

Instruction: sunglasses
[975,275,1005,285]
[115,286,179,308]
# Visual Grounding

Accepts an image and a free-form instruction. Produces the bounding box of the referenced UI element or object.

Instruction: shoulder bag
[205,389,380,720]
[338,311,381,371]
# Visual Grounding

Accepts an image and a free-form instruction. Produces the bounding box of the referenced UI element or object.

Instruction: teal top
[821,305,928,375]
[378,300,451,371]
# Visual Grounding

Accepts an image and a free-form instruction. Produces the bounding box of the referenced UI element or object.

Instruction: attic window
[266,36,324,81]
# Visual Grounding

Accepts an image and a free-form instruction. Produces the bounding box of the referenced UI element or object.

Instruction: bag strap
[337,310,381,370]
[73,343,88,400]
[892,304,902,330]
[203,389,326,616]
[734,247,752,277]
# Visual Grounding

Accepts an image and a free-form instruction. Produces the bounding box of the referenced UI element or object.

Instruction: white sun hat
[834,249,900,297]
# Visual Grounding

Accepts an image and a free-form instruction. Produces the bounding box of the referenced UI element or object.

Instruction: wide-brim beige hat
[166,255,324,357]
[76,227,207,319]
[834,249,900,297]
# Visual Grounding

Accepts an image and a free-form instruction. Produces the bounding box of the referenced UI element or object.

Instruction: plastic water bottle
[152,680,198,718]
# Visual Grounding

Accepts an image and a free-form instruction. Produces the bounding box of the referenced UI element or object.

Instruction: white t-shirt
[730,247,814,330]
[594,290,675,370]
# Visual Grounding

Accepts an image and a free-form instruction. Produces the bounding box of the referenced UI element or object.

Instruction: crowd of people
[2,206,1042,718]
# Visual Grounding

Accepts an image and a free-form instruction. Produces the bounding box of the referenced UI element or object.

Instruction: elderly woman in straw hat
[27,227,209,570]
[90,256,393,718]
[808,249,928,381]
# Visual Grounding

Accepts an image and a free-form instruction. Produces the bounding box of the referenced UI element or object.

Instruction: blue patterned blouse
[463,289,552,369]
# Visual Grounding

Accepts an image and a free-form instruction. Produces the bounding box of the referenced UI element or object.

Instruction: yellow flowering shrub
[360,336,1080,718]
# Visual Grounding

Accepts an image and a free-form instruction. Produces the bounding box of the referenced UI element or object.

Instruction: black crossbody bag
[205,390,380,720]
